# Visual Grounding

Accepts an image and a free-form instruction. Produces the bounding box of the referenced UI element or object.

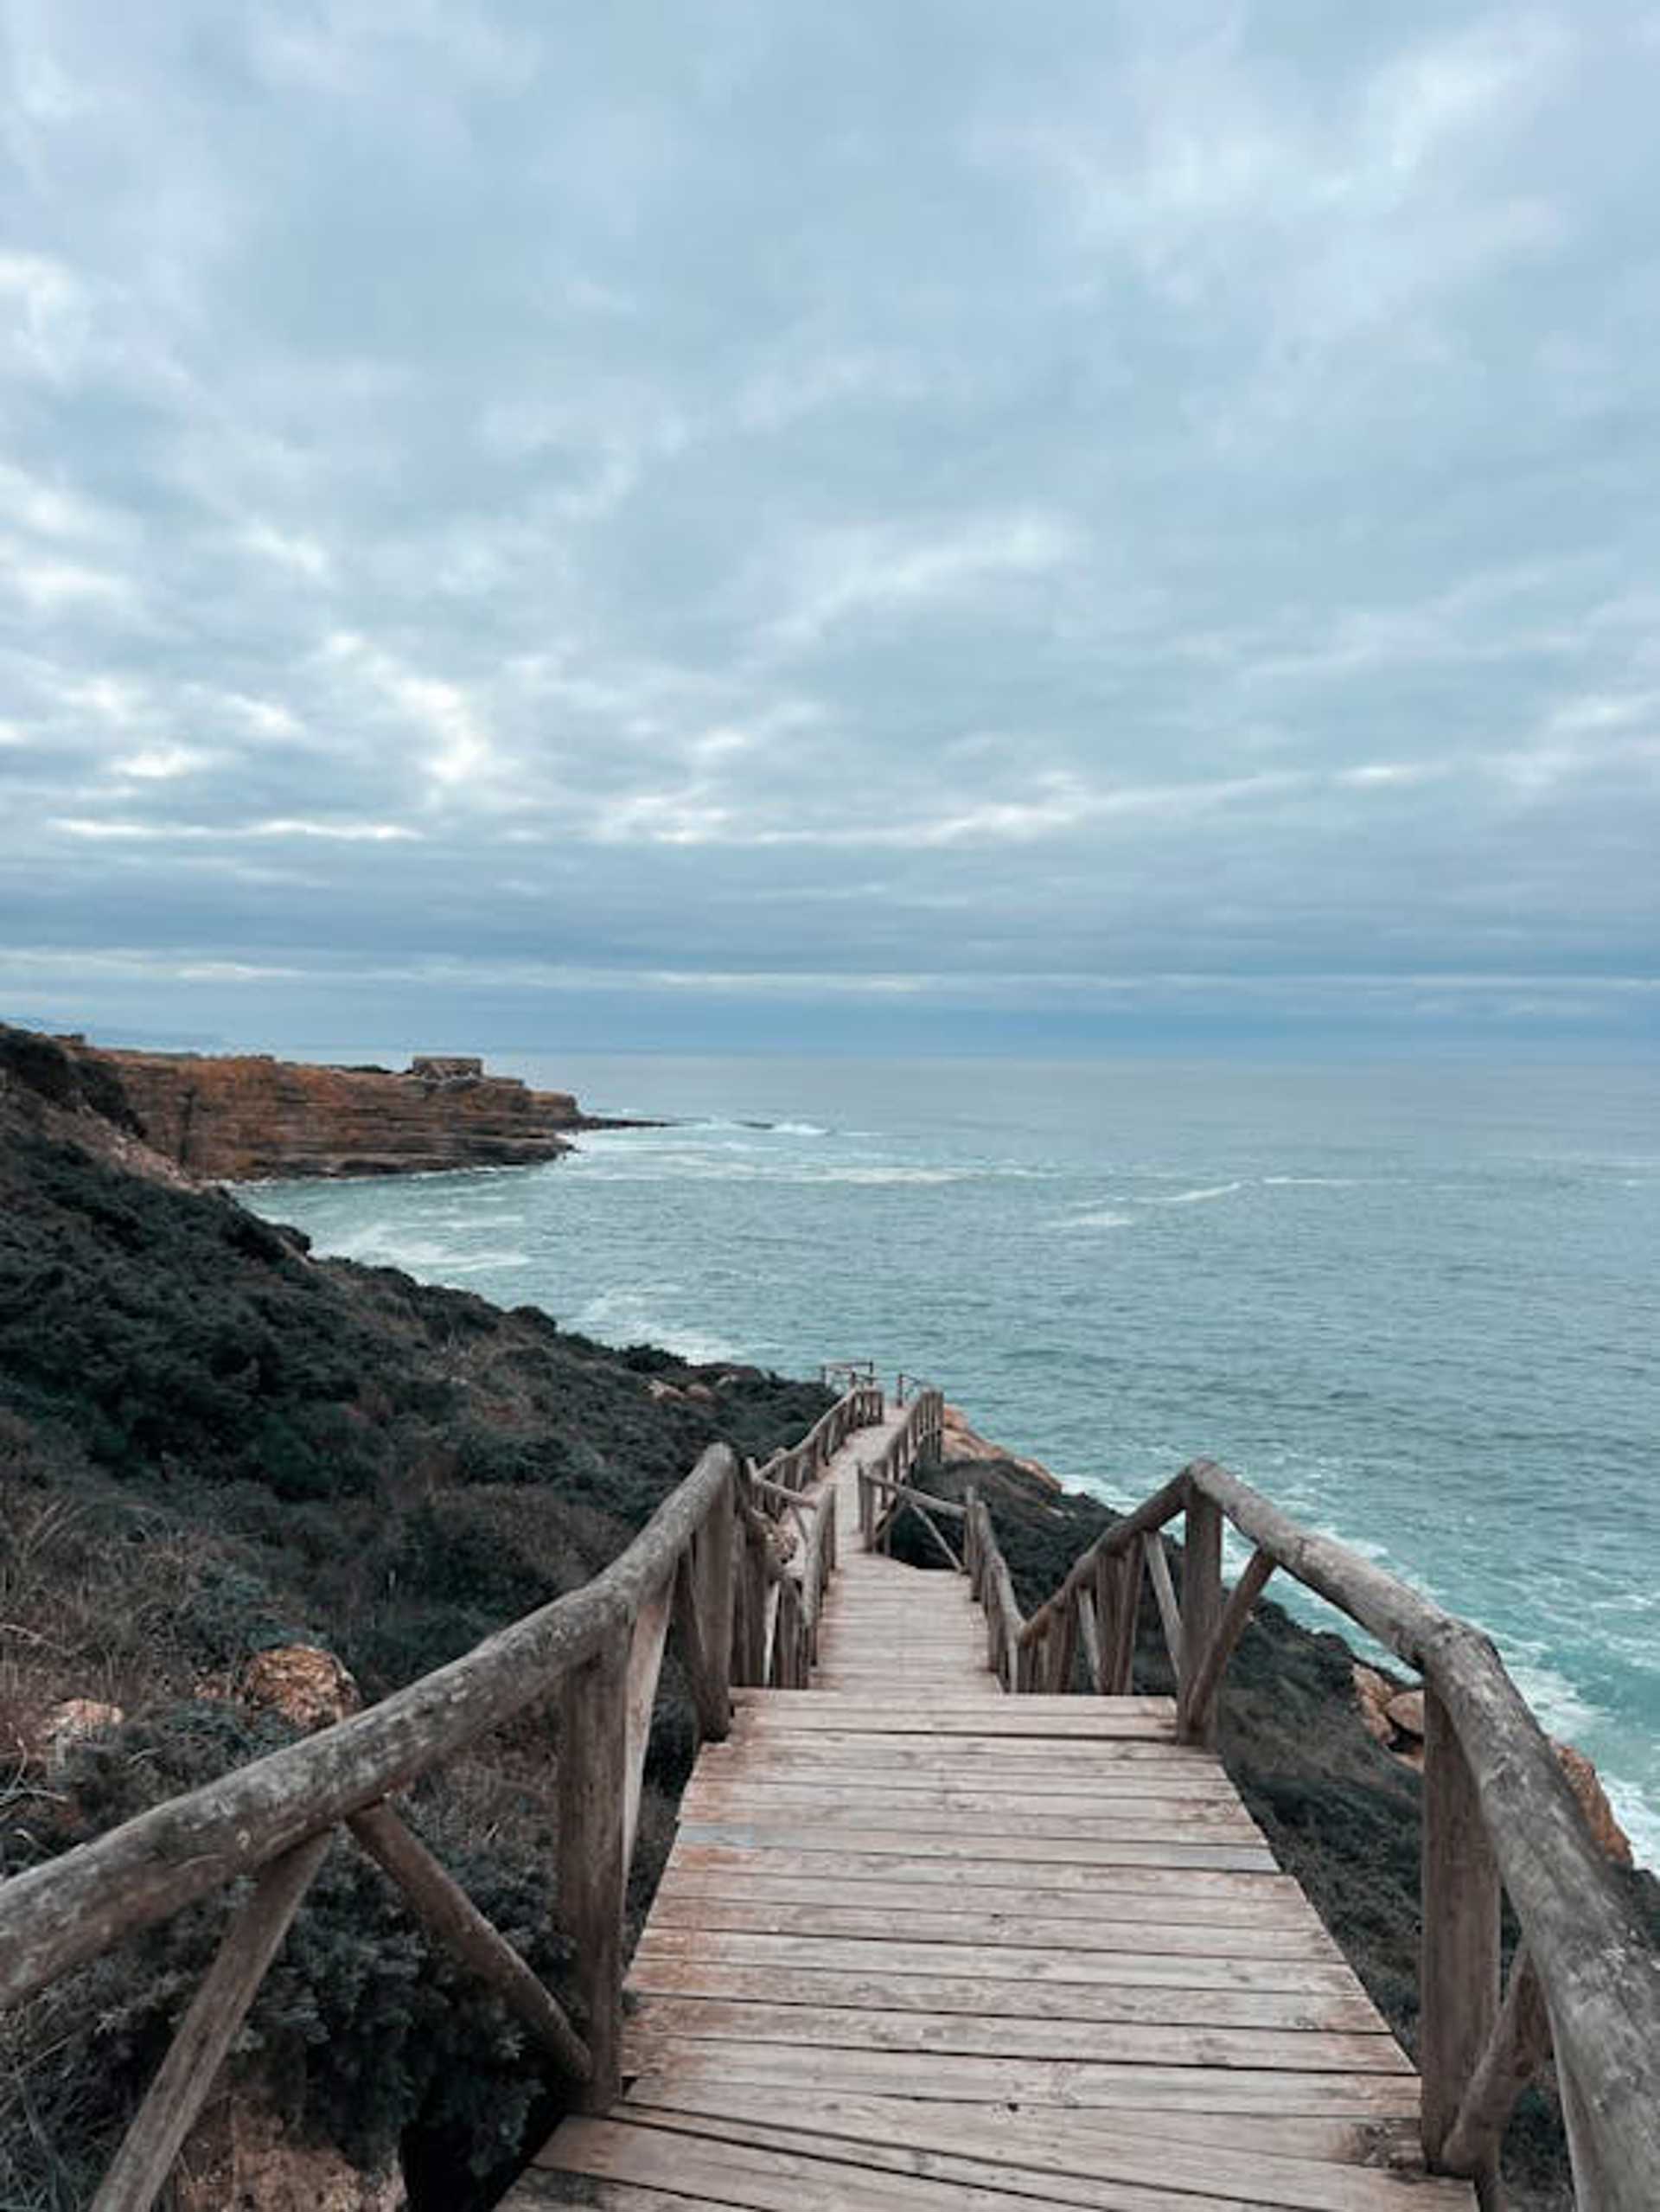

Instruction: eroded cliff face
[53,1039,584,1180]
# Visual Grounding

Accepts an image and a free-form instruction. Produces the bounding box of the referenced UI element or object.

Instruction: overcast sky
[3,2,1659,1055]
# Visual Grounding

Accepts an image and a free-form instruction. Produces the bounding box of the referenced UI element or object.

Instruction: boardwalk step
[503,1398,1473,2212]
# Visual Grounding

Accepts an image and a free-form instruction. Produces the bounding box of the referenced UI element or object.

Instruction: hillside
[0,1026,828,2209]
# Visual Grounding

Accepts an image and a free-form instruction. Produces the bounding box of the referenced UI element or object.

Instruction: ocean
[247,1052,1660,1867]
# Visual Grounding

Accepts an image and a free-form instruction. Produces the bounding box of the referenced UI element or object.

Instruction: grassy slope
[0,1027,828,2209]
[902,1456,1657,2211]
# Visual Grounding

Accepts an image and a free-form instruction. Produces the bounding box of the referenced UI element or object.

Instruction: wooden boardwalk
[513,1425,1477,2211]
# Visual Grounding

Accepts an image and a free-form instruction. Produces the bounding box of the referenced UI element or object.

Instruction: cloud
[0,2,1656,1049]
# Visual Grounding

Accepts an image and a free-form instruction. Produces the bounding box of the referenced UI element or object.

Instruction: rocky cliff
[46,1038,590,1180]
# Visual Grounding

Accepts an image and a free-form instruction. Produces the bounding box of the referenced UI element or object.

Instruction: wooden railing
[0,1384,890,2212]
[853,1387,948,1555]
[963,1460,1660,2210]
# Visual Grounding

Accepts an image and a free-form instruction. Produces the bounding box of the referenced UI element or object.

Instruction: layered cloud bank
[3,3,1657,1049]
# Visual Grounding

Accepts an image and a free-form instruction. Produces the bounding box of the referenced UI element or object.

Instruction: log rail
[0,1378,905,2212]
[961,1459,1660,2210]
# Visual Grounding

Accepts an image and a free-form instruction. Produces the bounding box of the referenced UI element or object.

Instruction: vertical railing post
[557,1621,630,2112]
[1421,1686,1501,2192]
[1178,1486,1223,1746]
[695,1467,734,1737]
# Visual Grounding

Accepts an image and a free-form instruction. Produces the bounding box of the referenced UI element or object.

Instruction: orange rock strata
[55,1040,586,1180]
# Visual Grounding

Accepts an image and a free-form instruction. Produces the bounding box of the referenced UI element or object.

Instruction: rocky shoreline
[32,1032,650,1181]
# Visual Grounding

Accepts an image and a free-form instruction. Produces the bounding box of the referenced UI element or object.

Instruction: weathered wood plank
[676,1822,1276,1871]
[624,1958,1391,2034]
[622,2081,1427,2170]
[680,1784,1259,1831]
[615,2088,1474,2211]
[667,1844,1307,1902]
[622,1993,1415,2073]
[616,2040,1426,2115]
[645,1894,1343,1955]
[630,1926,1363,1991]
[681,1780,1260,1830]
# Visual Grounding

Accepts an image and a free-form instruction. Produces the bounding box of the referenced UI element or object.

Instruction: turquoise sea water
[249,1053,1660,1866]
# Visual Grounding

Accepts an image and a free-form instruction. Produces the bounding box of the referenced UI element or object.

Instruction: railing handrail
[966,1456,1660,2209]
[0,1378,891,2210]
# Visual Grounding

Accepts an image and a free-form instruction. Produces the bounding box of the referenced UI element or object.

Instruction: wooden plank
[645,1894,1343,1957]
[676,1822,1276,1871]
[506,2179,708,2210]
[667,1844,1306,1902]
[681,1781,1261,1830]
[541,2115,1186,2212]
[698,1736,1221,1771]
[691,1755,1242,1799]
[631,1926,1362,1992]
[622,2079,1427,2170]
[617,2040,1426,2115]
[614,2088,1474,2211]
[681,1787,1257,1832]
[623,1958,1392,2035]
[622,1993,1415,2073]
[731,1692,1177,1712]
[726,1712,1179,1739]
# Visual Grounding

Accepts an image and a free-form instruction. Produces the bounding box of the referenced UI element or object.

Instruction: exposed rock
[1556,1741,1633,1866]
[52,1037,591,1180]
[239,1646,360,1731]
[1385,1687,1426,1740]
[176,2100,405,2212]
[1351,1664,1398,1748]
[941,1403,1063,1493]
[40,1697,124,1769]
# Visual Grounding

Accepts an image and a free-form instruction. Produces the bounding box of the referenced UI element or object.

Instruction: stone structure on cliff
[54,1039,589,1180]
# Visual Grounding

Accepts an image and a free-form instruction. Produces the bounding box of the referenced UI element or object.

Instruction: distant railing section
[962,1463,1660,2211]
[0,1379,893,2212]
[854,1389,956,1566]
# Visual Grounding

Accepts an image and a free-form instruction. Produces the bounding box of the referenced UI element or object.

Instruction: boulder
[239,1646,360,1732]
[1351,1665,1397,1748]
[40,1697,124,1770]
[1384,1688,1426,1741]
